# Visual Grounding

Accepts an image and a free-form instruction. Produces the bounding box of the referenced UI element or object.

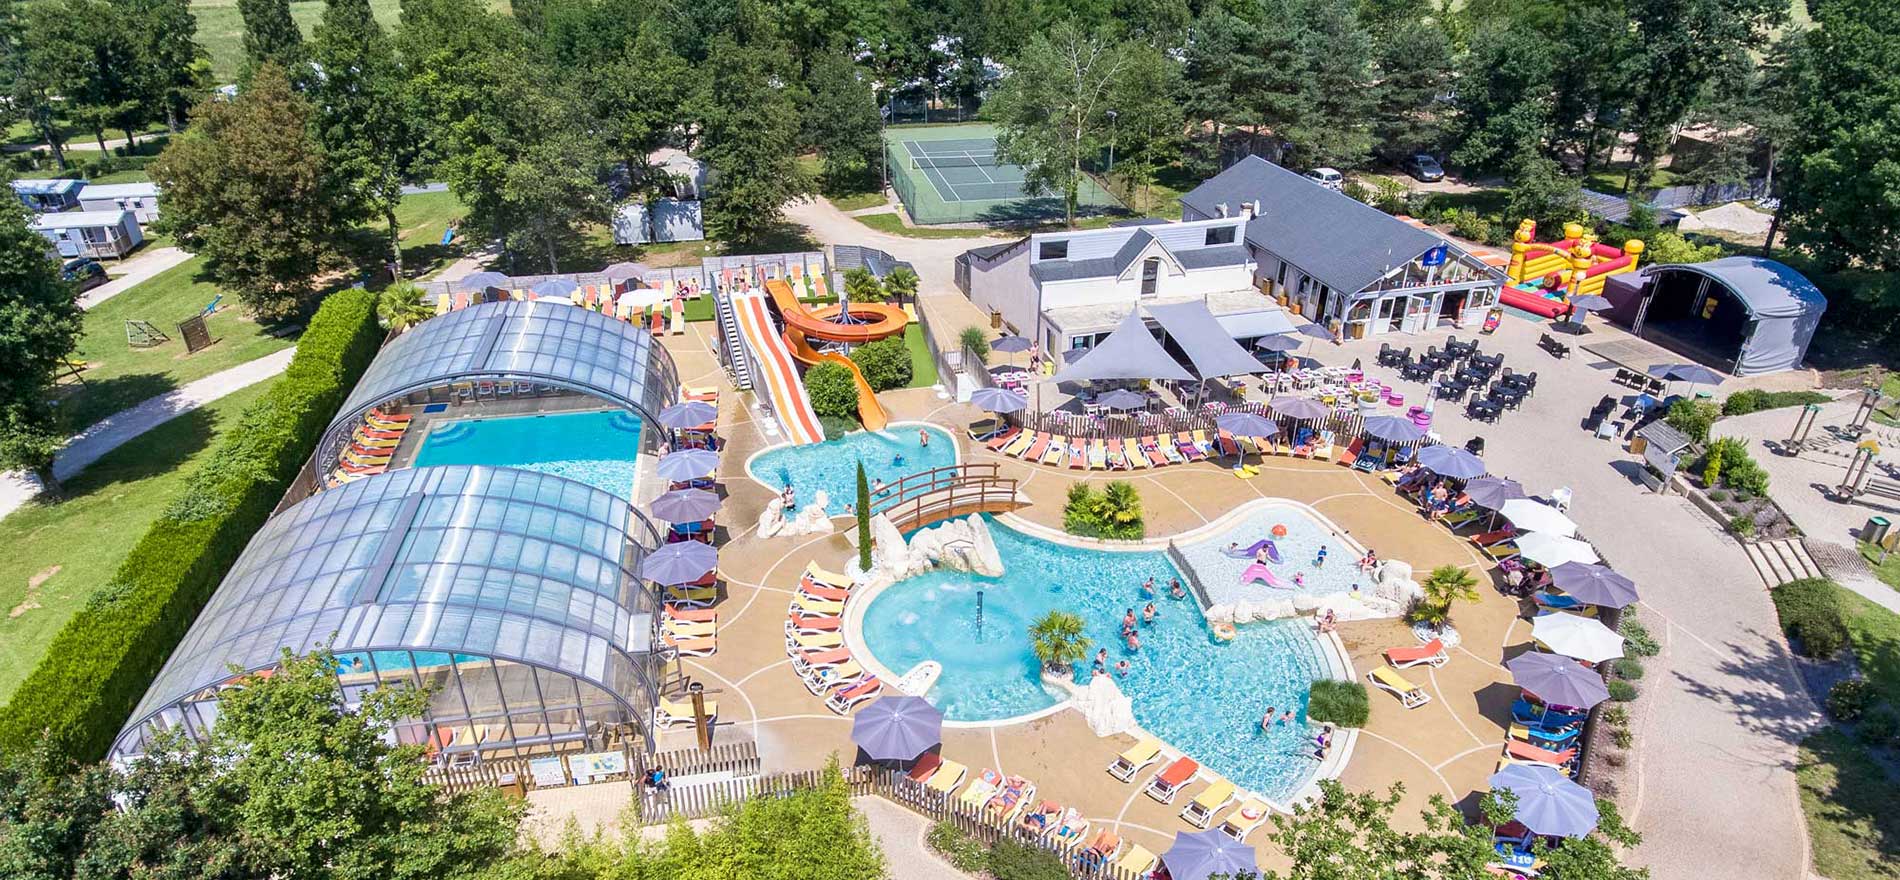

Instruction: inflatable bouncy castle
[1500,220,1644,319]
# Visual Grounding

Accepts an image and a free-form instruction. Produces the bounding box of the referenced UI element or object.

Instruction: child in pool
[1293,572,1306,587]
[1115,659,1131,677]
[1142,602,1158,624]
[1314,545,1329,568]
[1169,578,1187,599]
[1141,576,1156,597]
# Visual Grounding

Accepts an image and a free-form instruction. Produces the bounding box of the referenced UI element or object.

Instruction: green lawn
[189,0,510,83]
[387,189,470,280]
[855,212,1000,239]
[1857,542,1900,593]
[1841,586,1900,707]
[1796,728,1900,880]
[0,381,268,703]
[902,323,938,388]
[830,191,888,212]
[60,256,298,433]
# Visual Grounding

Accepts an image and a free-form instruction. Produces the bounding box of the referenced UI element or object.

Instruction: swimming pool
[1173,501,1369,607]
[412,410,643,499]
[858,517,1330,802]
[746,423,957,515]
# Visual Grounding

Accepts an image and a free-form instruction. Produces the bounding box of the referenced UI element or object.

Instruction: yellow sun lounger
[1088,439,1108,469]
[1106,736,1164,782]
[1368,665,1432,709]
[1120,438,1148,468]
[1042,435,1068,466]
[926,758,969,793]
[786,631,844,652]
[1116,844,1158,875]
[958,769,1003,808]
[664,619,716,638]
[652,695,717,728]
[792,596,845,615]
[1002,430,1036,457]
[1180,778,1237,828]
[805,562,853,588]
[1218,796,1271,841]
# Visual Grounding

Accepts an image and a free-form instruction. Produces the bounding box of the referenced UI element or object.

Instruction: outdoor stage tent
[1604,257,1827,376]
[1144,301,1268,379]
[1052,310,1194,383]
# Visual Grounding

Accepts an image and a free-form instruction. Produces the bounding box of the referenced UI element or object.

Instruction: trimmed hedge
[1771,577,1851,659]
[0,289,383,760]
[1721,389,1830,416]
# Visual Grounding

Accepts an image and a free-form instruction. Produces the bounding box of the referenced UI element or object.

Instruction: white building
[957,216,1296,359]
[31,209,143,259]
[78,182,161,224]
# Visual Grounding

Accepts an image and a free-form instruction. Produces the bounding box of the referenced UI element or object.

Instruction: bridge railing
[870,463,1022,530]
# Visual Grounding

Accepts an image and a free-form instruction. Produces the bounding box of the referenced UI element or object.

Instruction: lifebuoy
[1211,621,1237,641]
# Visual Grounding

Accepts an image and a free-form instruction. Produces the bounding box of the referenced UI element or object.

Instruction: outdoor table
[1489,385,1526,409]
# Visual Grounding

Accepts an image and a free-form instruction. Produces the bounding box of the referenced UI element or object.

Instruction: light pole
[1105,109,1119,174]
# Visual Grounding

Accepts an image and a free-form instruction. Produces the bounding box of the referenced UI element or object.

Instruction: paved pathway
[853,796,969,879]
[0,347,295,521]
[78,246,191,309]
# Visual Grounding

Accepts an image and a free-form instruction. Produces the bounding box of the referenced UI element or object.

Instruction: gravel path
[852,796,971,879]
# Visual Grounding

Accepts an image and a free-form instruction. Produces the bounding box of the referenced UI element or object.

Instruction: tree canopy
[0,205,82,494]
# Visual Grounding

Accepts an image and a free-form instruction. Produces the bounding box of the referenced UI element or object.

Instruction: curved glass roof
[321,299,679,460]
[117,465,667,752]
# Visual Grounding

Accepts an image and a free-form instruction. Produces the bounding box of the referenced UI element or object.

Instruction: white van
[1304,167,1344,191]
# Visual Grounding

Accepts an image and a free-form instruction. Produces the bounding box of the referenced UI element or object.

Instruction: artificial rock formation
[756,490,835,539]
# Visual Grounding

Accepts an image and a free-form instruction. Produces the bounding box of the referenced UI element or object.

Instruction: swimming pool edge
[740,420,960,514]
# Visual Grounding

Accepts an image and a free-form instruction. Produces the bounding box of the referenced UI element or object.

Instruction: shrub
[1718,389,1830,416]
[804,362,860,419]
[1606,679,1638,702]
[1700,435,1746,486]
[958,325,990,361]
[1614,658,1645,680]
[1306,680,1371,727]
[1407,565,1481,629]
[1611,727,1635,749]
[1619,619,1660,657]
[1371,177,1409,214]
[1061,481,1144,540]
[1856,705,1899,746]
[1028,610,1092,673]
[987,838,1068,880]
[1709,489,1728,502]
[1772,578,1850,659]
[1666,398,1720,443]
[1729,514,1756,538]
[1603,705,1631,727]
[1828,679,1875,721]
[0,289,383,760]
[817,414,855,440]
[1449,208,1493,242]
[926,821,989,872]
[1724,455,1770,497]
[849,337,911,391]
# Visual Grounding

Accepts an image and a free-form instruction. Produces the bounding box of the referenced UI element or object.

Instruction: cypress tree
[237,0,303,72]
[856,461,872,572]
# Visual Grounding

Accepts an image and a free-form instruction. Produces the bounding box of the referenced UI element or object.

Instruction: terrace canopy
[1145,301,1267,379]
[1052,311,1193,384]
[318,300,679,468]
[111,466,669,763]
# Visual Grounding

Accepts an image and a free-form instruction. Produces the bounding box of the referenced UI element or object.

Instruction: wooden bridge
[870,463,1026,530]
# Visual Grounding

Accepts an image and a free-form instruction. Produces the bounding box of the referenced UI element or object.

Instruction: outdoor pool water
[412,410,643,499]
[748,424,956,515]
[1174,502,1368,607]
[859,517,1330,802]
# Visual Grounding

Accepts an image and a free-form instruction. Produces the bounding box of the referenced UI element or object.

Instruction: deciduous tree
[237,0,304,73]
[310,0,426,278]
[694,0,813,244]
[0,204,83,496]
[806,48,885,195]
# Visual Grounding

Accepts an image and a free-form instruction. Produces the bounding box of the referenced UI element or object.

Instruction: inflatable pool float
[1211,621,1237,642]
[1222,539,1282,563]
[1240,563,1293,589]
[1271,524,1289,538]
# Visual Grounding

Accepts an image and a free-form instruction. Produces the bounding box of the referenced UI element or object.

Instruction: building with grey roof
[1179,157,1506,339]
[957,215,1295,360]
[10,178,84,213]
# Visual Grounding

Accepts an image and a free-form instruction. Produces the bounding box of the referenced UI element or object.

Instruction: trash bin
[1865,516,1891,545]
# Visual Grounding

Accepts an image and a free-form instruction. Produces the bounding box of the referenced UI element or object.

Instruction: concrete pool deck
[639,324,1521,873]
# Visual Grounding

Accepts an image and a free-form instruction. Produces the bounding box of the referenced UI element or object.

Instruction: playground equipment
[1502,221,1645,319]
[762,279,908,431]
[1834,440,1888,502]
[1782,402,1823,454]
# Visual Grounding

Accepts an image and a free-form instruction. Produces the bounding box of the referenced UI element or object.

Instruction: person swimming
[1122,608,1137,632]
[1125,631,1141,651]
[1169,578,1187,599]
[1115,659,1131,677]
[892,453,907,467]
[1093,648,1109,675]
[1140,576,1156,598]
[1279,709,1295,725]
[1142,602,1157,624]
[1314,545,1329,568]
[918,429,930,448]
[1262,708,1277,732]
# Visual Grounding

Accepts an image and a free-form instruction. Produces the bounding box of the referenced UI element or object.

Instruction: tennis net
[910,153,1000,170]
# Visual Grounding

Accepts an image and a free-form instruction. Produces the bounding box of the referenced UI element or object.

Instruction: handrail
[869,463,1023,530]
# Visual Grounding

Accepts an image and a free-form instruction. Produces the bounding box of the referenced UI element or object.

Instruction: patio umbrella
[1489,763,1600,838]
[656,448,721,481]
[1464,477,1527,509]
[1514,531,1599,568]
[1363,415,1426,444]
[1217,411,1280,437]
[1293,322,1332,340]
[1160,829,1258,880]
[970,387,1029,414]
[650,488,721,523]
[1531,612,1624,664]
[657,400,718,429]
[601,261,648,281]
[640,541,718,586]
[992,334,1032,368]
[454,270,509,291]
[1416,445,1486,479]
[1548,562,1640,608]
[850,696,943,762]
[1568,295,1613,313]
[1271,396,1330,421]
[1506,651,1612,710]
[530,278,579,300]
[1254,333,1303,352]
[1499,499,1578,536]
[1095,388,1150,411]
[1647,362,1725,395]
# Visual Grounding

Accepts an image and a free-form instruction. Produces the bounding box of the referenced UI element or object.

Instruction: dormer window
[1205,225,1236,246]
[1141,257,1160,297]
[1039,240,1068,260]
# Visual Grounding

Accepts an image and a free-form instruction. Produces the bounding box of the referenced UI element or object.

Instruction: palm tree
[1408,565,1482,630]
[885,266,919,302]
[376,281,434,331]
[1029,610,1092,674]
[1097,481,1145,539]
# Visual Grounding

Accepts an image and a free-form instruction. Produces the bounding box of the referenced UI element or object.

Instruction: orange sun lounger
[1384,638,1449,668]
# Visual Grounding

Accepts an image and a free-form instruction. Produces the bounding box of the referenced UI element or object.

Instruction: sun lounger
[1019,800,1063,834]
[904,751,939,783]
[1496,755,1576,777]
[1511,699,1587,727]
[785,630,843,653]
[1218,796,1271,841]
[804,562,852,588]
[1469,527,1515,547]
[1180,778,1237,828]
[791,595,845,615]
[1107,736,1163,781]
[924,758,969,793]
[666,585,718,606]
[1310,429,1335,460]
[785,612,842,634]
[792,647,853,675]
[1384,638,1448,669]
[664,619,717,638]
[1001,429,1036,457]
[985,776,1036,823]
[1087,439,1107,470]
[802,660,864,694]
[1120,438,1148,468]
[1144,756,1199,803]
[662,633,717,657]
[958,769,1003,808]
[1160,436,1187,464]
[1104,440,1127,470]
[1505,738,1578,767]
[798,582,852,602]
[1482,542,1521,560]
[1064,439,1086,469]
[1074,831,1122,871]
[651,695,716,728]
[1047,807,1088,845]
[1116,844,1158,875]
[1023,432,1053,460]
[665,604,718,624]
[1039,435,1065,465]
[1368,665,1431,708]
[826,676,881,713]
[1191,430,1215,457]
[1216,430,1242,457]
[1141,436,1171,466]
[1176,432,1205,461]
[1509,722,1580,745]
[970,420,1006,442]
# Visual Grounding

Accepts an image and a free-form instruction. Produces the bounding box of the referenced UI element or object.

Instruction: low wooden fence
[1011,398,1378,446]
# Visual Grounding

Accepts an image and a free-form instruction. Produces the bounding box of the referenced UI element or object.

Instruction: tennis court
[884,124,1123,225]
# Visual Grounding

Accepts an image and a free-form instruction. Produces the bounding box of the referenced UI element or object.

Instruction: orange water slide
[763,280,905,431]
[782,327,890,430]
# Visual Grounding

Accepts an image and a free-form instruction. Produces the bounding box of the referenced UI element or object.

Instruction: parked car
[1403,154,1446,182]
[60,257,107,292]
[1304,167,1344,191]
